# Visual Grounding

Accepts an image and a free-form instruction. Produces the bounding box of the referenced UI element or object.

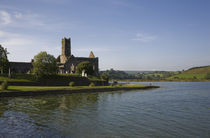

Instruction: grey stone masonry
[58,37,99,75]
[60,37,71,63]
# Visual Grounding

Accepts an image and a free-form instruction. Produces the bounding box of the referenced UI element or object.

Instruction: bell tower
[60,37,71,63]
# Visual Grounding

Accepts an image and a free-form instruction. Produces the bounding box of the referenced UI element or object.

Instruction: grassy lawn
[0,76,30,82]
[7,86,108,91]
[0,74,104,82]
[0,74,34,82]
[1,84,151,92]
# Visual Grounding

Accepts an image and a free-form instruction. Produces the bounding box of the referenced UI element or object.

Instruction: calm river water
[0,82,210,137]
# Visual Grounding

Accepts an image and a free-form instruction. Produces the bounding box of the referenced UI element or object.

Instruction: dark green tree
[0,45,9,74]
[100,73,109,81]
[32,51,58,79]
[76,61,94,76]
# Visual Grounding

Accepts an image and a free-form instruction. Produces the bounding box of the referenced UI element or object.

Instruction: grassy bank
[1,84,151,92]
[0,74,95,82]
[0,73,108,86]
[0,84,159,97]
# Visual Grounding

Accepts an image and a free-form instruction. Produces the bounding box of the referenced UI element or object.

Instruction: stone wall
[10,62,33,74]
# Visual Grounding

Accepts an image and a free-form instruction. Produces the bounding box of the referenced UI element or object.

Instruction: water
[0,82,210,137]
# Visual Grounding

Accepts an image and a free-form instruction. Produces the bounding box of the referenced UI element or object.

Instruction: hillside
[124,71,155,75]
[100,69,176,80]
[184,66,210,74]
[168,66,210,80]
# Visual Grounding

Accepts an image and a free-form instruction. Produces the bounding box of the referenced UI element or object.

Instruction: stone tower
[60,37,71,63]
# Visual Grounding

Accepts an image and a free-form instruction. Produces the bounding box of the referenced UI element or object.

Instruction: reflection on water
[0,82,210,137]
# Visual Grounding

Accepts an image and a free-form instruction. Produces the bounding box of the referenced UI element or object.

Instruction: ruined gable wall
[64,57,99,74]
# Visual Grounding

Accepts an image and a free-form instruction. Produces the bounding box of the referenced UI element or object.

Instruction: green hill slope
[168,66,210,80]
[184,66,210,74]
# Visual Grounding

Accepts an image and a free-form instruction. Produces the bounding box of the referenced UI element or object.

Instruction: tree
[0,45,9,74]
[76,61,94,76]
[100,73,109,81]
[32,51,58,79]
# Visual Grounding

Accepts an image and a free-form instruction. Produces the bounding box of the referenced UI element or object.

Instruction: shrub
[206,73,210,80]
[174,76,179,79]
[100,74,109,81]
[110,83,114,87]
[88,75,101,81]
[69,81,75,87]
[89,82,95,87]
[118,83,122,87]
[1,80,8,91]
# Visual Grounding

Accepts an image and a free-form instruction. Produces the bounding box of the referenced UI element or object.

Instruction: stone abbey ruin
[10,37,99,74]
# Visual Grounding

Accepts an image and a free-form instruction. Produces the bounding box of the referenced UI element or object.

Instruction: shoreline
[0,86,159,97]
[117,80,210,82]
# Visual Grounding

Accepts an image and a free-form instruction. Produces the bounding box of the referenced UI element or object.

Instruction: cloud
[0,10,11,25]
[132,33,157,42]
[0,30,19,38]
[0,30,58,62]
[13,11,45,27]
[0,9,77,33]
[0,9,74,33]
[0,9,71,61]
[2,38,33,47]
[0,10,45,28]
[14,12,22,19]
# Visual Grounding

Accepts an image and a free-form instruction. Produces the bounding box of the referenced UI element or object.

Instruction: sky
[0,0,210,71]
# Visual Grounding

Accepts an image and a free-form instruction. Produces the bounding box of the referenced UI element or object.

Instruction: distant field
[168,66,210,80]
[168,74,206,79]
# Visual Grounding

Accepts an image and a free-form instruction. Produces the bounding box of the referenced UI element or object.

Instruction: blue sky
[0,0,209,71]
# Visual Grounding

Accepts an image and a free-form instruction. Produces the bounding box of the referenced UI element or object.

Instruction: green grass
[1,84,151,92]
[167,65,210,81]
[0,73,103,82]
[0,76,32,82]
[185,66,210,74]
[168,74,206,80]
[0,74,34,82]
[88,75,103,81]
[122,84,149,87]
